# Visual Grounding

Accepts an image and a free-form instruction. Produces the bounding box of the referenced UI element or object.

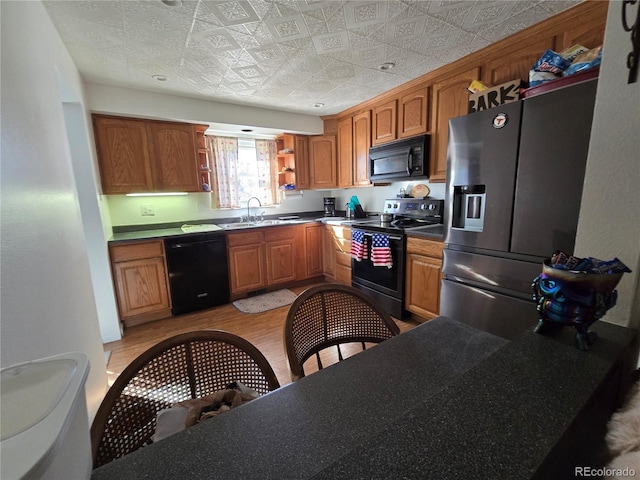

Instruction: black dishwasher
[164,232,230,315]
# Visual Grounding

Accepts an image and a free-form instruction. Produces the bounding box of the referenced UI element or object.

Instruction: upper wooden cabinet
[146,121,201,192]
[93,115,202,194]
[93,116,153,194]
[309,135,337,189]
[372,99,397,145]
[370,87,428,145]
[353,111,371,186]
[429,67,480,182]
[553,1,607,52]
[294,135,310,190]
[399,86,429,139]
[326,1,606,184]
[483,38,554,87]
[336,112,372,188]
[337,117,354,188]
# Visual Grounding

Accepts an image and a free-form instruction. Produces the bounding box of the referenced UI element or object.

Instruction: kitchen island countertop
[91,316,637,480]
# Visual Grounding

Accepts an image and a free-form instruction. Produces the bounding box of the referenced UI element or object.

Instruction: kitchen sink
[218,219,312,230]
[218,223,258,230]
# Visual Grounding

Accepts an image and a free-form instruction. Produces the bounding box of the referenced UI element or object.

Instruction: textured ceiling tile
[386,0,415,22]
[246,0,274,17]
[264,13,310,41]
[427,2,475,30]
[352,45,387,66]
[460,2,516,33]
[304,16,330,36]
[204,0,261,26]
[227,28,263,49]
[343,1,388,29]
[475,5,547,43]
[43,0,578,115]
[192,29,242,52]
[268,1,298,16]
[312,31,351,54]
[246,43,286,65]
[383,16,428,45]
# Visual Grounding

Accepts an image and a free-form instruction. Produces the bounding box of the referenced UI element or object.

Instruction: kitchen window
[206,136,279,209]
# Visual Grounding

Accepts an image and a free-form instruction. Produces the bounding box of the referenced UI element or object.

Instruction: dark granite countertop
[91,317,637,480]
[405,223,445,240]
[108,213,323,243]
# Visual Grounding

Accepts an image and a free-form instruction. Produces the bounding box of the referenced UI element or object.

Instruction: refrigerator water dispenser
[452,185,486,232]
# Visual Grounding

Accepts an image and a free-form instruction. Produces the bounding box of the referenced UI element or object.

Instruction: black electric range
[351,198,444,319]
[352,198,444,234]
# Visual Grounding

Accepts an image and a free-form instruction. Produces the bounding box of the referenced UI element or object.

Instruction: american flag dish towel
[371,233,393,268]
[351,229,367,261]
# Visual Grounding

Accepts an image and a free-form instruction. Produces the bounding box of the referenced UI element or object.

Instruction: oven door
[351,231,405,300]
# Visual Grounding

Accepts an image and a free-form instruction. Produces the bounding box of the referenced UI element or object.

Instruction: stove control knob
[428,204,436,210]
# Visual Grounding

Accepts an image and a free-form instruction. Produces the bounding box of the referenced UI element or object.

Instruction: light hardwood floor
[104,282,420,388]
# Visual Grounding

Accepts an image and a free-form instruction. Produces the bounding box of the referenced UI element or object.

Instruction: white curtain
[206,136,279,209]
[255,139,279,206]
[206,135,239,209]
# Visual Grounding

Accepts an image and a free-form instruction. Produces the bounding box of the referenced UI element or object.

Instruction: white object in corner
[1,352,91,479]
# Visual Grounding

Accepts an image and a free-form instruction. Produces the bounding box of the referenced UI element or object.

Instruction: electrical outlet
[141,205,155,216]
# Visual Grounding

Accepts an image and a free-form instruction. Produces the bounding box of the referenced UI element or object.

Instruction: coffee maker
[323,197,336,217]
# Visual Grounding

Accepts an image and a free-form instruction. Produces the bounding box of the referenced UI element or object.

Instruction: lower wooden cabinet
[109,240,172,327]
[304,224,323,278]
[227,231,266,295]
[323,225,351,285]
[228,224,323,296]
[264,227,297,286]
[404,237,444,320]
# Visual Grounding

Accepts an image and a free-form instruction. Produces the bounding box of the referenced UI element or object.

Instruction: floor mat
[232,289,297,314]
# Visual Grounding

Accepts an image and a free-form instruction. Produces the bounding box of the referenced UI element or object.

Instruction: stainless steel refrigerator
[440,79,598,340]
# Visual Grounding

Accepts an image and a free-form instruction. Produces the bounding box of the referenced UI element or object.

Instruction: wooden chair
[284,284,400,381]
[90,330,280,468]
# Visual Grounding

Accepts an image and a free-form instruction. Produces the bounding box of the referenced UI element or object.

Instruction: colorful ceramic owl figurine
[532,258,627,351]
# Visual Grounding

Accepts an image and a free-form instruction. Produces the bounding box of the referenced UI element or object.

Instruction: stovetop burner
[353,198,444,234]
[390,217,437,228]
[353,198,444,235]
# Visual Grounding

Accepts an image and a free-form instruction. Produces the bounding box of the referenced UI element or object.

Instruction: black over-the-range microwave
[369,134,430,182]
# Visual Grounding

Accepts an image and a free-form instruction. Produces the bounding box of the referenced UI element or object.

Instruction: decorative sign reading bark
[469,79,522,113]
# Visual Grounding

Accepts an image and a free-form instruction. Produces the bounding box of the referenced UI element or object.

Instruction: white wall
[576,0,640,329]
[0,1,108,417]
[106,181,446,227]
[87,83,324,135]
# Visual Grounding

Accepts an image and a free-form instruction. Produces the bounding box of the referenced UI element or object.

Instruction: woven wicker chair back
[90,330,279,468]
[284,284,399,381]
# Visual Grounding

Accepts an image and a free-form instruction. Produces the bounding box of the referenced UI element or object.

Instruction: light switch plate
[141,205,155,216]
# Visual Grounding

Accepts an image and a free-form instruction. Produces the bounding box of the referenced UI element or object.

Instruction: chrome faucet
[247,196,262,223]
